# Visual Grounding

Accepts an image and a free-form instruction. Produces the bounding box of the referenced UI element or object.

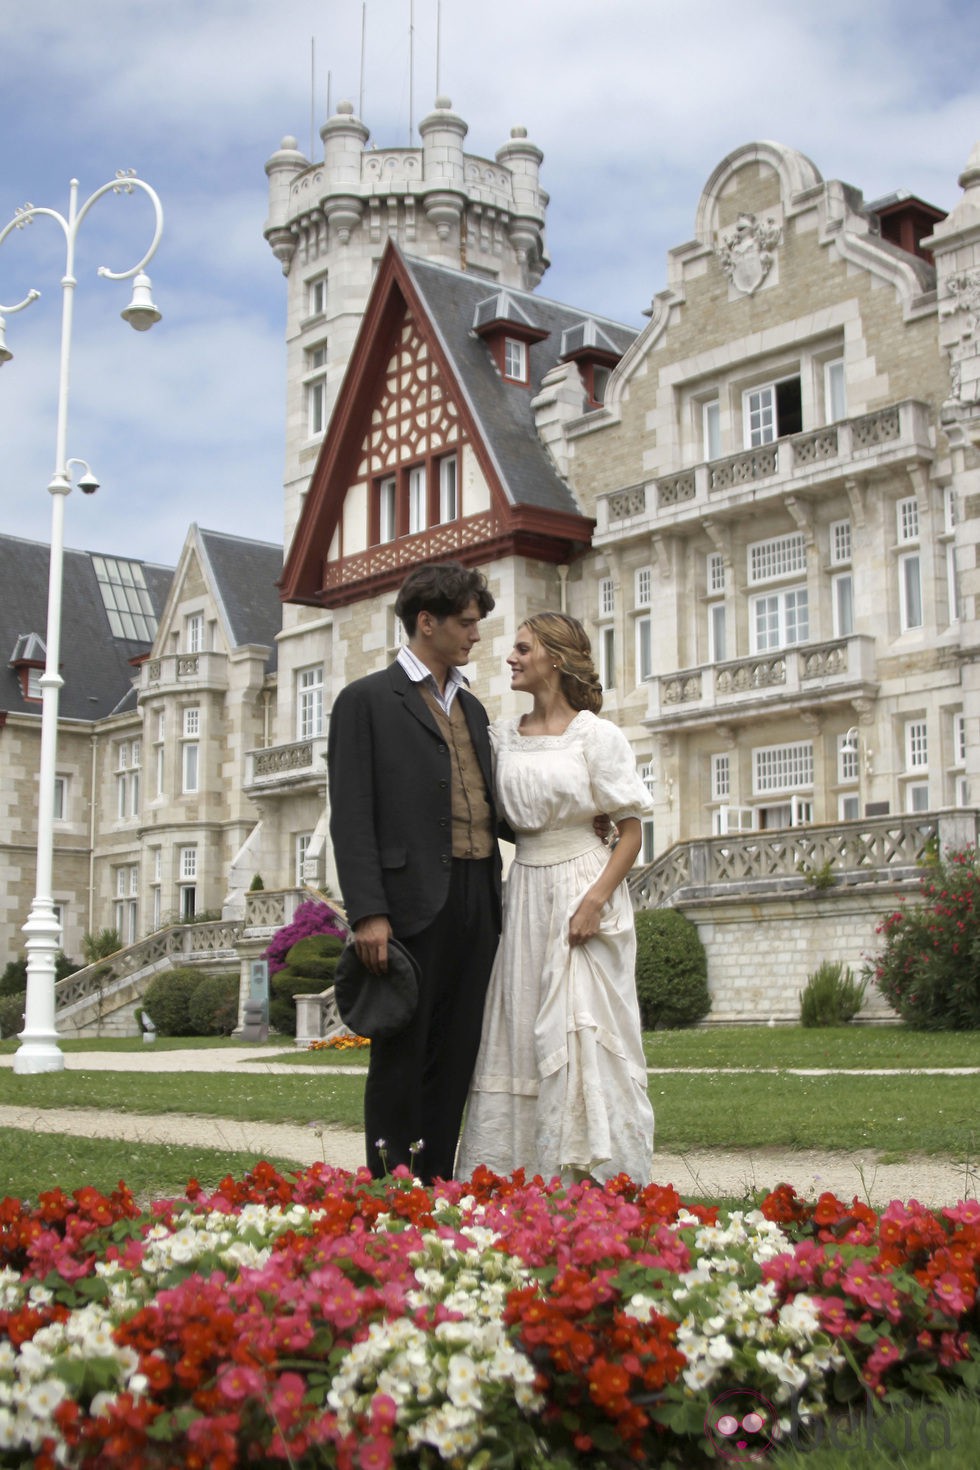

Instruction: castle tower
[264,97,550,551]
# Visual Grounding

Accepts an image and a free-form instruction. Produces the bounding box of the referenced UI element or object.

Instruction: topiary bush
[142,968,206,1036]
[0,959,28,996]
[799,961,866,1027]
[188,973,241,1036]
[268,934,345,1035]
[633,908,711,1029]
[868,845,980,1029]
[0,990,25,1039]
[265,900,346,976]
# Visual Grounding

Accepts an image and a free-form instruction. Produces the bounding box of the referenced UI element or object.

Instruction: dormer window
[503,337,527,383]
[9,632,46,703]
[559,317,623,410]
[472,289,548,389]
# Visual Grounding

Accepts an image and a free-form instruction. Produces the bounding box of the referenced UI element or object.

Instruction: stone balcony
[645,634,878,732]
[141,651,229,694]
[243,736,329,794]
[594,398,933,540]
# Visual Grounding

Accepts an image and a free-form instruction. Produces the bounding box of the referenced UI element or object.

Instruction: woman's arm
[568,817,642,947]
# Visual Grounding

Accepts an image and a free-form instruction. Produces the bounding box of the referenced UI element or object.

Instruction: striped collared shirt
[397,645,469,716]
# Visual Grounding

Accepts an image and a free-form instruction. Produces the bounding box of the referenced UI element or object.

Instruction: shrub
[82,929,121,963]
[268,934,345,1034]
[248,873,265,891]
[0,960,27,997]
[265,900,346,976]
[0,991,25,1039]
[142,968,206,1037]
[187,973,241,1036]
[634,908,711,1028]
[868,845,980,1030]
[799,961,866,1026]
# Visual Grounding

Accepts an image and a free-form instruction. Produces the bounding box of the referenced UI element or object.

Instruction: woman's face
[506,624,555,695]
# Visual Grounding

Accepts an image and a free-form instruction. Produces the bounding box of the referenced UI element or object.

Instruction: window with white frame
[837,732,859,785]
[748,532,807,584]
[115,739,141,820]
[438,455,458,523]
[832,572,854,637]
[905,719,928,771]
[638,762,656,864]
[708,600,727,663]
[305,344,328,436]
[53,775,68,822]
[635,566,652,608]
[307,274,327,317]
[178,845,198,920]
[829,519,851,565]
[897,497,920,544]
[751,587,809,652]
[503,337,527,382]
[149,847,162,931]
[743,377,802,446]
[899,551,923,631]
[181,708,200,795]
[296,666,324,739]
[825,359,846,423]
[295,832,313,887]
[378,476,397,544]
[707,552,725,595]
[943,487,959,625]
[154,709,165,797]
[703,399,721,460]
[113,863,139,946]
[599,626,616,692]
[26,666,43,700]
[753,741,814,795]
[953,712,967,768]
[839,792,860,821]
[635,614,653,682]
[711,752,731,802]
[185,612,204,654]
[598,577,615,617]
[408,465,427,534]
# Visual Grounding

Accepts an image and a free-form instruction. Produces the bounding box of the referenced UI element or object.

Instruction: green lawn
[643,1025,980,1070]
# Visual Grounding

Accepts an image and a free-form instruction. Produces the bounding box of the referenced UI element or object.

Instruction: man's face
[419,597,483,669]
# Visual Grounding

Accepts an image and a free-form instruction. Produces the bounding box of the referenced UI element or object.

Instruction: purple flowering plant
[264,899,347,975]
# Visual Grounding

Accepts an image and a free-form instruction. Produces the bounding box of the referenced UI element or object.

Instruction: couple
[327,562,654,1187]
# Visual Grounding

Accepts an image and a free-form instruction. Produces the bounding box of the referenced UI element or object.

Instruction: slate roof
[196,529,284,674]
[400,252,638,517]
[0,534,173,722]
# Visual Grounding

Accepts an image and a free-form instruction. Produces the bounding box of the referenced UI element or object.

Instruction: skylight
[91,556,158,642]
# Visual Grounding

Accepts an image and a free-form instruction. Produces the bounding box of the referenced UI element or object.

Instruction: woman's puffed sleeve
[584,715,655,822]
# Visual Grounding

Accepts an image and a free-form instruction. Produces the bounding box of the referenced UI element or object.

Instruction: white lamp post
[0,172,164,1074]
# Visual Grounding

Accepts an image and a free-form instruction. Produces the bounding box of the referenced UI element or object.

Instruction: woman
[456,612,655,1185]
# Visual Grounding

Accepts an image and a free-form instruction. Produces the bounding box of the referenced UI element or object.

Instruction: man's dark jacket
[327,661,504,936]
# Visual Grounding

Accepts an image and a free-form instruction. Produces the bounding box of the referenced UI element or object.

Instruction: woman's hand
[568,892,605,947]
[567,817,643,948]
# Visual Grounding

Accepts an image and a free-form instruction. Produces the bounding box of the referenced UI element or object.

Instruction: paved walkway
[2,1048,977,1209]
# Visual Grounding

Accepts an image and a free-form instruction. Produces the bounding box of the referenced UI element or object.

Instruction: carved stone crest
[716,212,781,295]
[940,268,980,404]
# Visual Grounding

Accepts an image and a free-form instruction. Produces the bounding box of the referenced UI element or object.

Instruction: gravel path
[2,1048,976,1208]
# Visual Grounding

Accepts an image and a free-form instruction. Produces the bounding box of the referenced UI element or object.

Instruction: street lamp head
[841,726,860,756]
[120,272,161,332]
[0,315,12,365]
[77,470,100,494]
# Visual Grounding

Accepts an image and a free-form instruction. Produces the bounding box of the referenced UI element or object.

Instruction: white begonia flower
[682,1360,717,1392]
[705,1335,735,1365]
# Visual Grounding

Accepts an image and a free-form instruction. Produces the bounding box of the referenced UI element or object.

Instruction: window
[181,708,200,795]
[591,364,611,405]
[943,487,959,625]
[295,833,313,888]
[184,612,204,654]
[707,552,725,595]
[753,741,814,795]
[708,601,727,663]
[308,274,327,316]
[378,476,396,544]
[297,666,324,739]
[635,566,652,608]
[408,465,427,535]
[839,793,860,821]
[438,455,458,523]
[53,775,68,822]
[503,337,527,382]
[305,344,328,436]
[899,552,923,631]
[598,577,615,617]
[838,733,859,785]
[825,359,846,422]
[178,846,197,921]
[897,497,920,544]
[638,763,656,864]
[906,783,930,813]
[115,740,141,820]
[832,573,854,637]
[703,399,722,460]
[91,556,158,641]
[829,519,851,565]
[953,712,967,768]
[26,666,43,700]
[905,720,928,770]
[113,864,139,946]
[149,848,162,931]
[743,377,802,446]
[599,626,616,692]
[635,615,653,682]
[751,587,809,652]
[154,710,165,797]
[748,532,807,584]
[711,753,731,802]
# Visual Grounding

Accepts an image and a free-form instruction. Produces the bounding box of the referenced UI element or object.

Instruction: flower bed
[0,1164,977,1467]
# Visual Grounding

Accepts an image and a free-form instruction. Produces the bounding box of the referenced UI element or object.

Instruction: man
[327,562,504,1182]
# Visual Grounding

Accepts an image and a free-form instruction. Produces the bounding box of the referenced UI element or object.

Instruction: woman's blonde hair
[521,612,603,713]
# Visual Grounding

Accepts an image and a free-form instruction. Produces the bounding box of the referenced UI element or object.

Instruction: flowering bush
[1,1164,977,1468]
[869,846,980,1028]
[264,900,347,976]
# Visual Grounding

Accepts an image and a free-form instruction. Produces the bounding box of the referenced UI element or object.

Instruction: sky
[1,0,978,571]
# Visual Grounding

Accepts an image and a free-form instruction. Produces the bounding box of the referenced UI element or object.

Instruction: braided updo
[521,612,604,714]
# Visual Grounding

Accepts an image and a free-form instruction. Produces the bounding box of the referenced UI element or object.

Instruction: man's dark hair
[395,562,495,637]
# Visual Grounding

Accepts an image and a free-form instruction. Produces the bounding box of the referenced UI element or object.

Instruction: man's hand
[593,813,616,845]
[353,914,393,975]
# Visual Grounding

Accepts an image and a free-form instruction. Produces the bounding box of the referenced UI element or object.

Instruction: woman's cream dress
[456,710,655,1185]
